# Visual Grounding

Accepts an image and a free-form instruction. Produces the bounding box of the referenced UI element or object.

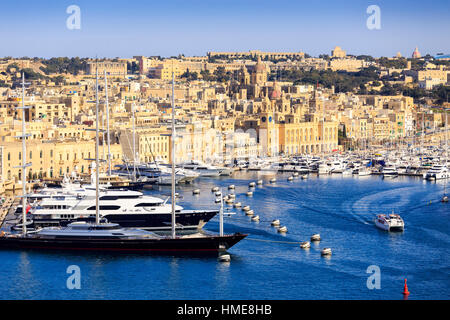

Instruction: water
[1,172,449,299]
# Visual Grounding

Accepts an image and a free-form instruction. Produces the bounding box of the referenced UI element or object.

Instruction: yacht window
[87,205,121,210]
[135,203,160,207]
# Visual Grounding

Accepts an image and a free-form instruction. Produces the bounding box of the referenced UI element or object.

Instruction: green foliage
[408,58,426,71]
[6,63,20,74]
[356,55,375,62]
[127,61,139,74]
[200,69,212,81]
[180,69,198,81]
[21,68,46,80]
[213,66,231,82]
[271,67,380,93]
[377,57,407,69]
[40,57,88,75]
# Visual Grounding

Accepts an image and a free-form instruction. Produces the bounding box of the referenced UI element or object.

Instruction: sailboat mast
[95,64,100,224]
[219,188,224,236]
[104,71,111,176]
[20,73,28,235]
[171,72,176,239]
[132,102,136,181]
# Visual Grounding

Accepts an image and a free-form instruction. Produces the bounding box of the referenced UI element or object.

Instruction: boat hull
[31,210,219,231]
[0,233,247,253]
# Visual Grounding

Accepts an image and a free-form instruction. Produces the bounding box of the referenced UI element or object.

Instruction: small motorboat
[270,178,277,183]
[228,185,235,190]
[321,248,332,256]
[375,212,404,231]
[218,254,231,262]
[248,182,256,187]
[271,219,280,227]
[256,180,263,185]
[233,202,242,208]
[287,176,294,181]
[310,234,321,241]
[215,191,222,197]
[214,198,221,203]
[225,198,234,205]
[251,215,260,222]
[246,191,253,196]
[192,189,200,195]
[245,210,254,216]
[300,241,310,249]
[301,174,308,180]
[441,195,449,203]
[277,226,288,233]
[228,194,236,199]
[211,186,219,192]
[242,206,251,212]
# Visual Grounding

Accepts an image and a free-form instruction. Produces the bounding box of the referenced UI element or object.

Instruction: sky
[0,0,449,59]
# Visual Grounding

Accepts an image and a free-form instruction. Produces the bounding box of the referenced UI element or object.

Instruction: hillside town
[0,47,449,192]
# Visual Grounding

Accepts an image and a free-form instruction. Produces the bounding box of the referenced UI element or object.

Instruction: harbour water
[0,172,448,300]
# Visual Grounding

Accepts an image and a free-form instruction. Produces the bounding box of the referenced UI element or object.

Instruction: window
[87,205,121,210]
[135,203,160,207]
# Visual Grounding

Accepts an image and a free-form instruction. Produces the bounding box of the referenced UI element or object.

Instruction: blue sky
[0,0,449,58]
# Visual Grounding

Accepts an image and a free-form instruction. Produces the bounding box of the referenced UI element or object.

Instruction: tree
[181,69,198,81]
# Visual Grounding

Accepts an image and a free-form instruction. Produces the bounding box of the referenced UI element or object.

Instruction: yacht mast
[171,72,176,239]
[322,96,325,158]
[421,111,424,166]
[18,73,30,235]
[95,64,100,224]
[132,102,136,181]
[104,71,111,176]
[219,188,224,237]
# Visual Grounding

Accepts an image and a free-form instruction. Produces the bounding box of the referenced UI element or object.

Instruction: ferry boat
[375,213,405,231]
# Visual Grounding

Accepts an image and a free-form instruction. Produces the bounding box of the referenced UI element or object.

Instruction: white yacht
[330,159,347,173]
[358,168,372,176]
[375,213,404,231]
[179,160,224,177]
[318,162,331,175]
[382,165,398,178]
[24,187,217,231]
[424,164,449,180]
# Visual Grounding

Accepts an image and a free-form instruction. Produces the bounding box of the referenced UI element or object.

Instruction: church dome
[254,56,266,72]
